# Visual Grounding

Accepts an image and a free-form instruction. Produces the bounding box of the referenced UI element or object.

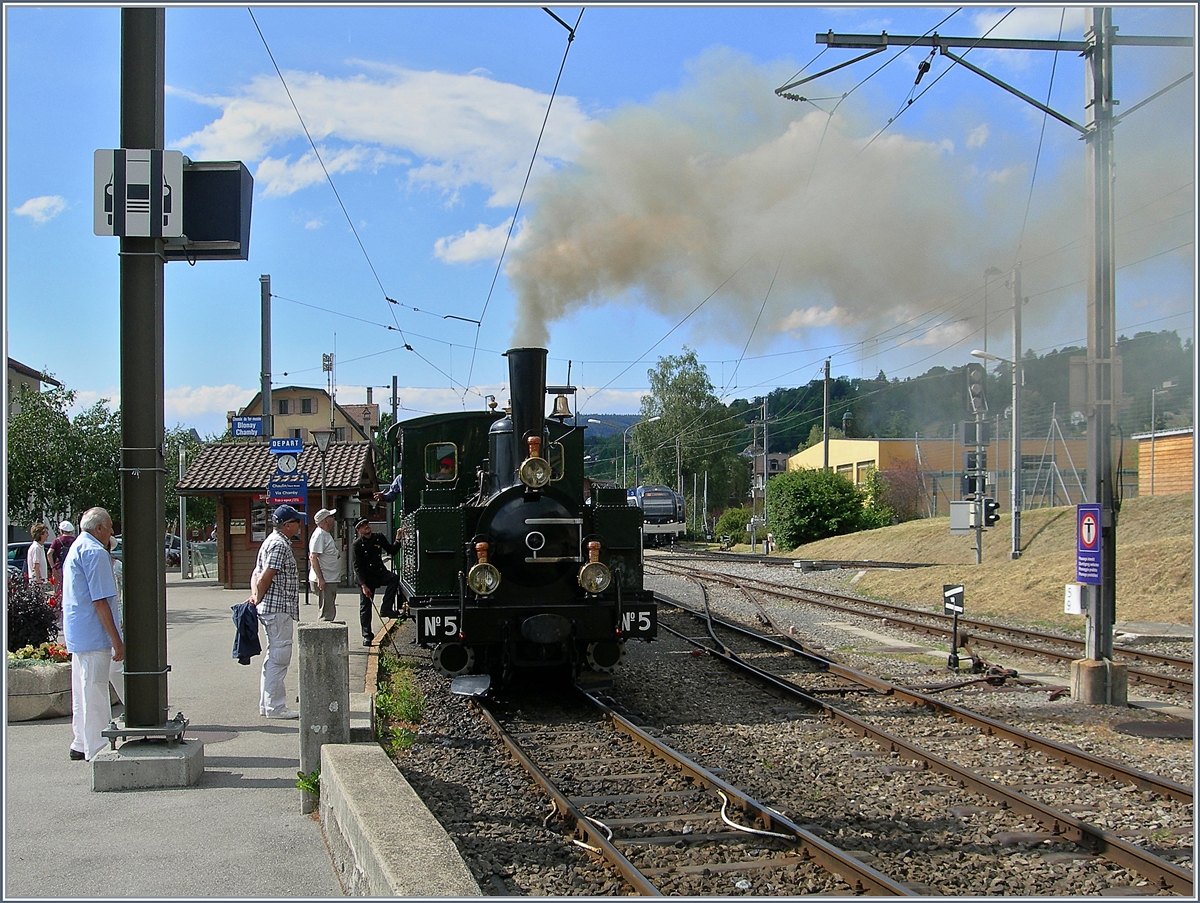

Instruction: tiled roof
[177,441,377,494]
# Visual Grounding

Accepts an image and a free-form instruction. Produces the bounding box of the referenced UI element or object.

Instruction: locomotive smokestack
[506,347,548,458]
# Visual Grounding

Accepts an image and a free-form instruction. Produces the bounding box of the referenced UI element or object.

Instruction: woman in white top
[26,523,49,584]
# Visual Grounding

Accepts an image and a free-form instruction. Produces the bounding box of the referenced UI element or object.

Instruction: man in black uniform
[352,517,402,646]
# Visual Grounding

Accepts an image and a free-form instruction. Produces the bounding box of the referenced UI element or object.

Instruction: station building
[176,440,379,591]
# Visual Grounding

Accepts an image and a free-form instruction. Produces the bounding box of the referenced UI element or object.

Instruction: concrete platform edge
[319,743,481,896]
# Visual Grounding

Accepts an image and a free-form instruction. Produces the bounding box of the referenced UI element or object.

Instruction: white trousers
[71,649,113,761]
[258,612,295,716]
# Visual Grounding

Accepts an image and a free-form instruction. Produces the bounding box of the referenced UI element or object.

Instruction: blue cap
[272,504,307,525]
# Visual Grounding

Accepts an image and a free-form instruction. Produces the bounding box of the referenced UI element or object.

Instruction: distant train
[627,484,686,547]
[385,347,657,692]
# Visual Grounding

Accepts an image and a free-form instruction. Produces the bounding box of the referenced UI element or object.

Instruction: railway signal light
[962,419,991,446]
[983,497,1001,527]
[966,363,988,414]
[961,475,986,498]
[964,450,987,471]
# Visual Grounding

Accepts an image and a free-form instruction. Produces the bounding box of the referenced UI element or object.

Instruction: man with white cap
[251,504,305,719]
[307,507,342,622]
[49,520,77,607]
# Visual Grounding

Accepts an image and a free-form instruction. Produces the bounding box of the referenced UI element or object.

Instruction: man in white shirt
[307,508,342,622]
[62,508,123,761]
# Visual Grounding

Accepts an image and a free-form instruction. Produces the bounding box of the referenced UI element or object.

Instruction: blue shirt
[62,531,120,654]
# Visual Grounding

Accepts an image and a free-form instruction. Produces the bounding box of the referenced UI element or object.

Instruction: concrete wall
[319,744,481,896]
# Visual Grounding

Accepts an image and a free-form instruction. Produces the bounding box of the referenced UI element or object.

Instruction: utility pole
[762,395,769,528]
[822,358,830,470]
[120,6,169,729]
[789,10,1193,705]
[1011,267,1023,560]
[261,274,272,438]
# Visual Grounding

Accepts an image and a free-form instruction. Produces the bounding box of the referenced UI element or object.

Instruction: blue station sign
[267,474,308,505]
[231,416,263,438]
[1076,503,1102,585]
[269,437,303,455]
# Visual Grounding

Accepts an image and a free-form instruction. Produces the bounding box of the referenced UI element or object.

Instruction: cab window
[548,441,565,482]
[425,443,457,481]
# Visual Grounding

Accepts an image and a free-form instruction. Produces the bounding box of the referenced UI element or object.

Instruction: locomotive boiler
[386,347,657,692]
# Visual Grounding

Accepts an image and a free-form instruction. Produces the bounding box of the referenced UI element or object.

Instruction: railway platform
[4,571,472,898]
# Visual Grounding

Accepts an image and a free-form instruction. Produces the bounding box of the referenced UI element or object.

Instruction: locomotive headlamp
[519,435,551,489]
[578,541,611,594]
[467,541,500,596]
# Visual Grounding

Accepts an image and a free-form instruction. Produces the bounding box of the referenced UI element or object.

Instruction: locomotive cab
[390,347,656,688]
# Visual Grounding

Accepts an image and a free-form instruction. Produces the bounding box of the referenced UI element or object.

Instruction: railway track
[649,558,1194,696]
[641,589,1193,894]
[475,688,916,895]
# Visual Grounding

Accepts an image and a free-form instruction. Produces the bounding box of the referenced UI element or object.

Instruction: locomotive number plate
[619,607,656,637]
[418,611,460,642]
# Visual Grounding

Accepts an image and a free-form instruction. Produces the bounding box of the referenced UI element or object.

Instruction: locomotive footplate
[415,601,657,646]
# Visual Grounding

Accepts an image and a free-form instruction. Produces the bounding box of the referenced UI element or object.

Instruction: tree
[634,348,744,510]
[7,385,119,526]
[7,385,75,526]
[166,426,217,533]
[766,467,883,550]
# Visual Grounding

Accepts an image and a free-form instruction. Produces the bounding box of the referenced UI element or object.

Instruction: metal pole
[179,444,189,578]
[1150,388,1157,496]
[319,453,328,512]
[120,6,169,728]
[822,359,830,469]
[261,274,272,438]
[762,395,769,528]
[1084,7,1117,664]
[974,411,984,566]
[1011,266,1023,559]
[389,375,398,535]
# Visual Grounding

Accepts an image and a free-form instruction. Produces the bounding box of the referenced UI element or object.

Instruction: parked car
[165,534,181,567]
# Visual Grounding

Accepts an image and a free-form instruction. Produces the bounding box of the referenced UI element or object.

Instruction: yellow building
[787,435,1112,514]
[1132,428,1194,496]
[232,387,378,443]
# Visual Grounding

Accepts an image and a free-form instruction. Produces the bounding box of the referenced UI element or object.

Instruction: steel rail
[580,690,917,896]
[652,561,1193,690]
[655,607,1194,895]
[658,591,1193,805]
[472,700,663,896]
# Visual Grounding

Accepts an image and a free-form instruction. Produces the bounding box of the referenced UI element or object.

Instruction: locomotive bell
[550,394,572,420]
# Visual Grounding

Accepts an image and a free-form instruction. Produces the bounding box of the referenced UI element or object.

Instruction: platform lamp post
[311,427,334,512]
[588,416,661,487]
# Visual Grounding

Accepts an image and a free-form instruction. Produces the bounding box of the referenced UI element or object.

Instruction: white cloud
[255,146,403,198]
[971,7,1086,41]
[165,384,257,422]
[176,66,589,205]
[433,218,518,264]
[12,195,67,224]
[966,124,989,149]
[778,306,854,334]
[304,217,324,230]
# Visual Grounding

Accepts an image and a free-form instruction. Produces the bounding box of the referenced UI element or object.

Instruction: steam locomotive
[385,347,657,692]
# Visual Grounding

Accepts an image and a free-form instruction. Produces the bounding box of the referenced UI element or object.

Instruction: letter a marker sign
[1076,503,1102,586]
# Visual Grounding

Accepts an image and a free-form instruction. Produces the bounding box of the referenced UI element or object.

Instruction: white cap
[59,521,75,534]
[314,508,336,523]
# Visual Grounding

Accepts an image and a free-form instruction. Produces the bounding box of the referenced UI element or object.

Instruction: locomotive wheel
[432,642,475,677]
[585,639,626,673]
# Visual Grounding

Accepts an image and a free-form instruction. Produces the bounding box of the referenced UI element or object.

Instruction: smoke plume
[506,48,1193,353]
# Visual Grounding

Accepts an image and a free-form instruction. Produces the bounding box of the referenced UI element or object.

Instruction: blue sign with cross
[1076,503,1102,585]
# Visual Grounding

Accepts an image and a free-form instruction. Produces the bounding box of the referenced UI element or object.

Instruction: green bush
[714,507,752,543]
[766,467,885,550]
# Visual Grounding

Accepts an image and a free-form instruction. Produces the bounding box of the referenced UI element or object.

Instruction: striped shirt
[255,529,299,619]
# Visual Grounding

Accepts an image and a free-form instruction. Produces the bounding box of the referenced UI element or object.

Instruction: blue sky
[5,4,1195,438]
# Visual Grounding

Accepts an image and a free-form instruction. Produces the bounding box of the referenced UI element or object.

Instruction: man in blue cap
[252,504,305,719]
